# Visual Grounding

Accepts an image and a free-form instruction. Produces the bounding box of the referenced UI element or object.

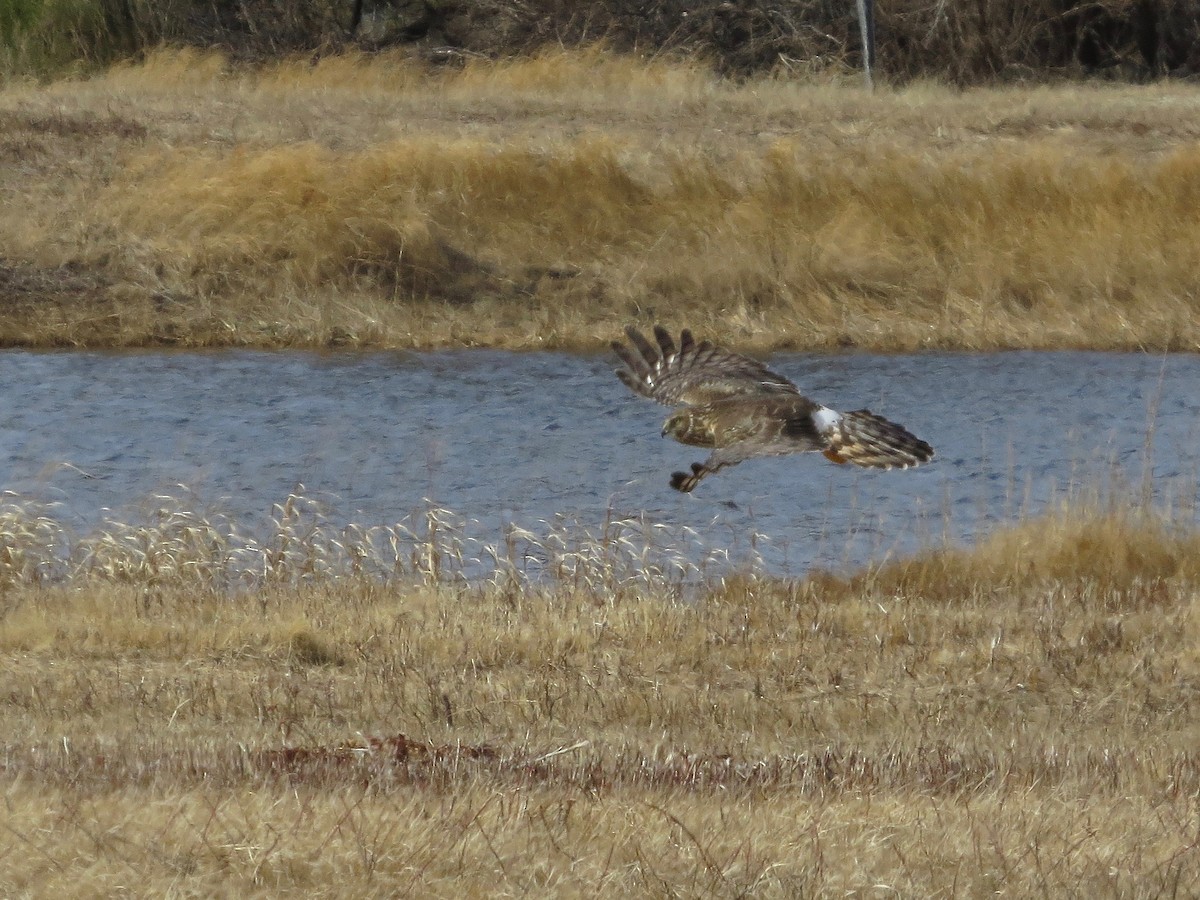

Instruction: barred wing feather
[613,325,797,407]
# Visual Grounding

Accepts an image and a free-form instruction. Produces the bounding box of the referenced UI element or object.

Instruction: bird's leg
[670,462,709,493]
[669,447,750,493]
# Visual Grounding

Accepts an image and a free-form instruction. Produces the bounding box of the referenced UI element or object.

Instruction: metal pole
[854,0,876,89]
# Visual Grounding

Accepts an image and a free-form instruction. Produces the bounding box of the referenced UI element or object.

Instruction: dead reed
[2,48,1200,351]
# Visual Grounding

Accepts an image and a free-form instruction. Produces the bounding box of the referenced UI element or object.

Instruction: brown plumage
[613,325,934,492]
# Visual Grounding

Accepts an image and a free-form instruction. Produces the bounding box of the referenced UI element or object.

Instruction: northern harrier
[613,325,934,492]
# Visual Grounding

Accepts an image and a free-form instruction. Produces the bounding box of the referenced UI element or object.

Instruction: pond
[2,348,1197,575]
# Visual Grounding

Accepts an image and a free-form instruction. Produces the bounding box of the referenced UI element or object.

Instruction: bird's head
[662,409,715,447]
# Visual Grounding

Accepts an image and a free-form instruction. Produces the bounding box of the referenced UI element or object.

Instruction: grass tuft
[286,625,345,667]
[828,506,1200,606]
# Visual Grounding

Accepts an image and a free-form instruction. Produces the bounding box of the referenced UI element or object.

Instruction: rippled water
[2,348,1198,573]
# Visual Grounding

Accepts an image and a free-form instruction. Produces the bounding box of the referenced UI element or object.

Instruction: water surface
[3,349,1197,574]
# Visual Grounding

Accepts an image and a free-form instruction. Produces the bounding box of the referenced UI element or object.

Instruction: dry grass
[3,491,1200,895]
[2,48,1200,351]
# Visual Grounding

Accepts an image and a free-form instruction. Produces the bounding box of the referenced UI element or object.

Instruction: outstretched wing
[612,325,798,407]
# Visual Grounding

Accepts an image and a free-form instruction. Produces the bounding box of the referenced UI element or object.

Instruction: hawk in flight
[613,325,934,492]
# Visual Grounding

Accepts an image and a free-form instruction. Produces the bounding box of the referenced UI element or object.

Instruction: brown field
[3,494,1200,895]
[1,48,1200,351]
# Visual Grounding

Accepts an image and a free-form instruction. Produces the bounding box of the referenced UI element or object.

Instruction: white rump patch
[812,406,842,436]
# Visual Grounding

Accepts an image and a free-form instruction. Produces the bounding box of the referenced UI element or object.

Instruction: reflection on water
[2,348,1198,574]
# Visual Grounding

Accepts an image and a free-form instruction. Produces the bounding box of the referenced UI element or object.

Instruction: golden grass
[3,493,1200,894]
[2,48,1200,350]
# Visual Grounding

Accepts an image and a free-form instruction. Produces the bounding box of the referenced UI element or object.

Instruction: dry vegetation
[2,47,1200,351]
[3,490,1200,895]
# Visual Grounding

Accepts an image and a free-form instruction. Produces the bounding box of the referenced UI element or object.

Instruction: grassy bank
[2,495,1200,894]
[2,48,1200,352]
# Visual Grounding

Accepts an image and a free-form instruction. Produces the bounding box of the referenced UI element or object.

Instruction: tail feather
[828,410,934,470]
